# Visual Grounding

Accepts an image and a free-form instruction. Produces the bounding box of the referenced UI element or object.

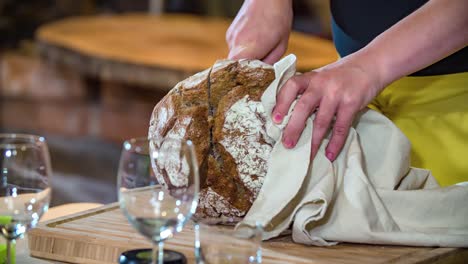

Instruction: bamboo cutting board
[28,203,468,264]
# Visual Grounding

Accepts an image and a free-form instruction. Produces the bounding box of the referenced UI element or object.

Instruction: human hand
[272,54,385,161]
[226,0,293,64]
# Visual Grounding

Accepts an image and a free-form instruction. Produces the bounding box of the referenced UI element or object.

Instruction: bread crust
[149,59,275,221]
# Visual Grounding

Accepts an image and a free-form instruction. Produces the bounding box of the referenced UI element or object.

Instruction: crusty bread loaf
[149,59,275,221]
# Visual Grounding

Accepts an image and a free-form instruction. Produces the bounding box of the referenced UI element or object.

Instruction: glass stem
[158,241,164,264]
[6,239,12,264]
[152,243,157,264]
[152,241,164,264]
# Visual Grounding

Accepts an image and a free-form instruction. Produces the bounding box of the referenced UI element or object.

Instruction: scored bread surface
[149,59,275,221]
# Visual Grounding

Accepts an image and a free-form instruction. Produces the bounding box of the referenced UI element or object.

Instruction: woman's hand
[273,52,385,161]
[271,0,468,162]
[226,0,293,64]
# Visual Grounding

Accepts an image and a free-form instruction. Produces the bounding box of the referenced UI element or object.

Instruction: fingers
[310,98,338,159]
[282,89,321,148]
[266,54,379,162]
[225,0,292,63]
[273,73,355,162]
[324,104,355,161]
[228,44,266,61]
[225,0,248,48]
[272,74,313,124]
[262,40,288,65]
[228,40,287,65]
[324,93,361,161]
[225,18,238,46]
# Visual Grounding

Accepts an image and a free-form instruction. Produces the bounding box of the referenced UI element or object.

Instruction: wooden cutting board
[28,203,468,264]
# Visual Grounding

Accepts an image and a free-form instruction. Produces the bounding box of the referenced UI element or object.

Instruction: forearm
[354,0,468,88]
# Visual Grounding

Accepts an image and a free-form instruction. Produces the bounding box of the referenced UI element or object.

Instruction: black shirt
[330,0,468,76]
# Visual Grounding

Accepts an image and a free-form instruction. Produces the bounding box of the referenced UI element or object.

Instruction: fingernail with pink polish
[326,151,334,161]
[283,138,294,148]
[273,112,283,123]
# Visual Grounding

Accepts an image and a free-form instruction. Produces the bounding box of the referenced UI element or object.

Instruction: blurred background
[0,0,333,207]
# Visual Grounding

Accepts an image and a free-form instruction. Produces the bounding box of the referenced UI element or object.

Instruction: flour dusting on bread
[220,95,273,196]
[198,187,244,218]
[156,117,191,187]
[183,68,210,90]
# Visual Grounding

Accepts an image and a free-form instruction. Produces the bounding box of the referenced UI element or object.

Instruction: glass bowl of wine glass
[0,133,52,264]
[195,222,263,264]
[118,137,199,264]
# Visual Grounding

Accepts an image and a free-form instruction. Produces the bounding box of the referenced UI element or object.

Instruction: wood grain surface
[27,203,468,264]
[36,14,338,89]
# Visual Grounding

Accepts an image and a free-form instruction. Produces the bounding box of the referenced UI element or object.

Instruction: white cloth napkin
[238,54,468,247]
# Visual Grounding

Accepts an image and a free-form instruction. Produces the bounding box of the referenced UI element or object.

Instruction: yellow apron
[369,72,468,186]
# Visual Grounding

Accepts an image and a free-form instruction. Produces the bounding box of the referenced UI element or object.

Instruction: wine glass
[0,134,52,264]
[195,223,263,264]
[118,137,199,264]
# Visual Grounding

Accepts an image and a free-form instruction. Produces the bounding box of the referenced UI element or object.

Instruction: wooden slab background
[28,203,468,264]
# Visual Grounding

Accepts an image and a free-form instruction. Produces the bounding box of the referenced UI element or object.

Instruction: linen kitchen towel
[238,54,468,247]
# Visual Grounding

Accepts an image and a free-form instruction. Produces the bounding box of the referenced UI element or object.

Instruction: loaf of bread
[149,59,275,221]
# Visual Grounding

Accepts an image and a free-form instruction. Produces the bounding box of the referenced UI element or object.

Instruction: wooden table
[0,13,340,142]
[36,13,338,90]
[26,203,468,264]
